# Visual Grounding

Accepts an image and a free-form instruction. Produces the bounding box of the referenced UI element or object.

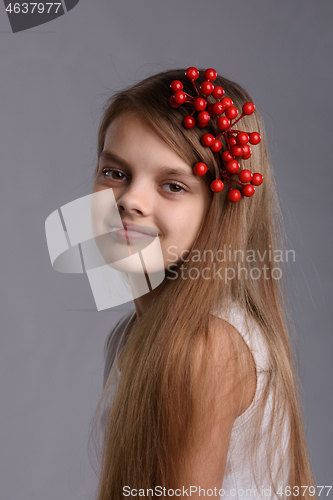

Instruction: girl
[89,68,316,500]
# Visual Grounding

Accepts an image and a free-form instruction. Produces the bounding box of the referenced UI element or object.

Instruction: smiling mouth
[108,224,159,239]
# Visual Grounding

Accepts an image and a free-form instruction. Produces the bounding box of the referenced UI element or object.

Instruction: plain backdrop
[0,1,332,499]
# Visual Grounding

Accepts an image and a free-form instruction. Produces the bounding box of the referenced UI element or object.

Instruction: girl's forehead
[106,111,154,133]
[104,113,162,146]
[103,111,201,171]
[103,113,192,168]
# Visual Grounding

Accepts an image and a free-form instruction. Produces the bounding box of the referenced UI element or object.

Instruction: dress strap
[103,310,136,388]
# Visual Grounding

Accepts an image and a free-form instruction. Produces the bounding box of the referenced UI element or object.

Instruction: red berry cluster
[169,67,263,202]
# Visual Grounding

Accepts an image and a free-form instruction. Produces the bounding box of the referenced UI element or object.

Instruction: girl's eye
[102,169,128,181]
[101,169,185,194]
[162,183,186,194]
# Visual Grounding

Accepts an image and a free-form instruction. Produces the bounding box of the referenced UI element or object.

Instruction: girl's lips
[108,224,158,240]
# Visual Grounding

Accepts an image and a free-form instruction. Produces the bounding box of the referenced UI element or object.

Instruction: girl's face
[92,112,211,269]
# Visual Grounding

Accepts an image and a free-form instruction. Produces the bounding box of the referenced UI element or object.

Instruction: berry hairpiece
[169,67,263,202]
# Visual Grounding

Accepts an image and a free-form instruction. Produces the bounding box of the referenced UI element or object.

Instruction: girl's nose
[116,182,153,217]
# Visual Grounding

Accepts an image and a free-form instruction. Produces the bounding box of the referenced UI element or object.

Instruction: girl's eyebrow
[99,151,129,168]
[99,150,196,179]
[159,167,195,179]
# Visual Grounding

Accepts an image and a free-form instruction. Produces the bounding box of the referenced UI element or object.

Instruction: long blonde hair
[89,69,316,499]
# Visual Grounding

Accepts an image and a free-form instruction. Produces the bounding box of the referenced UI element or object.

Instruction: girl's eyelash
[162,182,186,194]
[102,168,128,180]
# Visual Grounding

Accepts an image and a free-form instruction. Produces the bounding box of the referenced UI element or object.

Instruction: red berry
[249,132,261,145]
[170,80,183,92]
[237,132,250,145]
[204,68,217,81]
[169,95,180,108]
[197,121,208,128]
[212,86,225,99]
[210,139,222,153]
[173,91,186,104]
[194,97,207,111]
[201,133,215,147]
[238,169,253,183]
[228,137,237,147]
[193,162,208,176]
[225,106,238,120]
[185,67,199,80]
[211,179,224,192]
[196,111,210,124]
[200,81,214,95]
[230,145,243,157]
[226,160,240,174]
[242,144,251,156]
[183,116,195,128]
[221,97,233,108]
[242,153,252,160]
[242,184,255,197]
[222,150,233,162]
[212,102,225,116]
[227,189,241,202]
[217,116,230,131]
[242,102,255,115]
[209,107,217,118]
[251,173,263,186]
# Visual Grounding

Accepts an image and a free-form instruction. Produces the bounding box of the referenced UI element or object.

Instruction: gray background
[0,1,332,499]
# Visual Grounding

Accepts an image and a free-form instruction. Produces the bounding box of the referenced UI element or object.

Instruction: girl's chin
[108,261,167,276]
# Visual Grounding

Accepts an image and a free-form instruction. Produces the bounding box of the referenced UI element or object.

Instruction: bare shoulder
[192,313,257,419]
[178,314,257,491]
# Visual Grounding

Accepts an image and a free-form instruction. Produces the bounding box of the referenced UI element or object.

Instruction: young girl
[89,68,316,500]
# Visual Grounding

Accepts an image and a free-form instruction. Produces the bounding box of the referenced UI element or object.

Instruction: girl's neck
[133,280,165,318]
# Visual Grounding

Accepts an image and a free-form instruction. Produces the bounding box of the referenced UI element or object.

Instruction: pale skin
[178,315,257,498]
[92,112,256,498]
[92,112,212,317]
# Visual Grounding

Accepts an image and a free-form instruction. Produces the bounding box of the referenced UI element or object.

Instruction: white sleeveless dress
[102,304,290,499]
